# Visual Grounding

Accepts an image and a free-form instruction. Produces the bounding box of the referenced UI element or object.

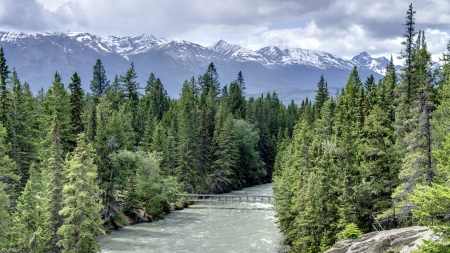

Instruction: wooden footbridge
[176,194,274,204]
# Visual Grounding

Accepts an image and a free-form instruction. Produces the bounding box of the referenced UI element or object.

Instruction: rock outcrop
[325,226,436,253]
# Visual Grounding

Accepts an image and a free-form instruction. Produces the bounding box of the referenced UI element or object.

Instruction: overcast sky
[1,0,449,63]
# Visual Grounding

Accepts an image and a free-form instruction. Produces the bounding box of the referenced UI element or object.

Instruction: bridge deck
[176,194,274,204]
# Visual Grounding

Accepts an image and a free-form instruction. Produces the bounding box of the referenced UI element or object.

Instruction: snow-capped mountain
[209,40,266,64]
[101,34,166,56]
[351,52,392,75]
[67,32,112,54]
[0,31,395,101]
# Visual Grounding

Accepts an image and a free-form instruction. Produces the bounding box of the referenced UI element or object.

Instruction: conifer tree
[364,75,377,108]
[394,32,435,201]
[0,47,12,146]
[333,67,365,227]
[0,47,9,108]
[314,74,329,115]
[0,121,20,205]
[86,106,97,143]
[314,98,335,140]
[234,119,264,186]
[40,120,65,252]
[146,75,169,121]
[57,134,104,253]
[43,72,72,154]
[163,125,178,177]
[0,187,11,251]
[95,98,135,218]
[379,56,397,122]
[358,105,398,211]
[195,107,211,192]
[121,62,139,103]
[228,81,246,119]
[409,133,450,250]
[140,112,157,152]
[12,164,46,253]
[90,59,110,101]
[199,62,220,99]
[237,70,245,91]
[399,3,417,103]
[209,113,238,192]
[10,70,38,187]
[106,75,125,111]
[432,40,450,152]
[120,63,140,137]
[286,100,299,138]
[176,82,198,192]
[273,118,314,249]
[68,72,85,149]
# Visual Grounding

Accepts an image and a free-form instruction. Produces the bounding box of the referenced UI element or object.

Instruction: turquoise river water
[98,183,281,252]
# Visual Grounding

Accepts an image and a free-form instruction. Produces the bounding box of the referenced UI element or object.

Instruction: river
[98,183,281,252]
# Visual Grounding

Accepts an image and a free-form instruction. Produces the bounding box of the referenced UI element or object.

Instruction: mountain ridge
[0,31,396,102]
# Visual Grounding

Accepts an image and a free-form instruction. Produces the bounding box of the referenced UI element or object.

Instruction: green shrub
[384,248,401,253]
[338,223,363,240]
[113,212,128,227]
[415,240,450,253]
[146,196,170,220]
[123,186,141,220]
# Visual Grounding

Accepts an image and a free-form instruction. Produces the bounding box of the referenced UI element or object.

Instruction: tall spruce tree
[106,75,125,111]
[199,62,220,100]
[432,39,450,152]
[176,82,199,192]
[334,67,364,228]
[121,62,139,103]
[12,164,46,253]
[90,59,110,101]
[147,76,169,121]
[43,72,72,154]
[40,120,65,252]
[68,72,85,149]
[0,47,12,146]
[394,35,435,201]
[399,3,417,103]
[209,112,238,193]
[228,81,246,119]
[0,121,19,203]
[0,187,11,251]
[10,70,38,188]
[237,70,245,91]
[314,74,329,115]
[57,134,104,253]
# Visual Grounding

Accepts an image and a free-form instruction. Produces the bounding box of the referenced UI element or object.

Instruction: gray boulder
[325,226,436,253]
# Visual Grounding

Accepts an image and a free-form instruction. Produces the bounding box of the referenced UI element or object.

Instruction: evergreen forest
[0,41,292,251]
[0,3,450,253]
[273,4,450,253]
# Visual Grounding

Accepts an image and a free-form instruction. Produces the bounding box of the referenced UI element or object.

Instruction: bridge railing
[175,194,274,204]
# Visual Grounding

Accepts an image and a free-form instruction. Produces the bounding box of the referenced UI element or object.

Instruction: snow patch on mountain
[101,34,166,55]
[208,40,242,56]
[209,40,266,64]
[351,51,391,75]
[157,39,212,64]
[68,32,112,54]
[0,31,31,42]
[281,48,354,69]
[209,40,361,70]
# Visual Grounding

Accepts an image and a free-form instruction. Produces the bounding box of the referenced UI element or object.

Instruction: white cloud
[2,0,450,62]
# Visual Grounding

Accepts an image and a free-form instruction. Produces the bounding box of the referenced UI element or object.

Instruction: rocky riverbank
[325,226,436,253]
